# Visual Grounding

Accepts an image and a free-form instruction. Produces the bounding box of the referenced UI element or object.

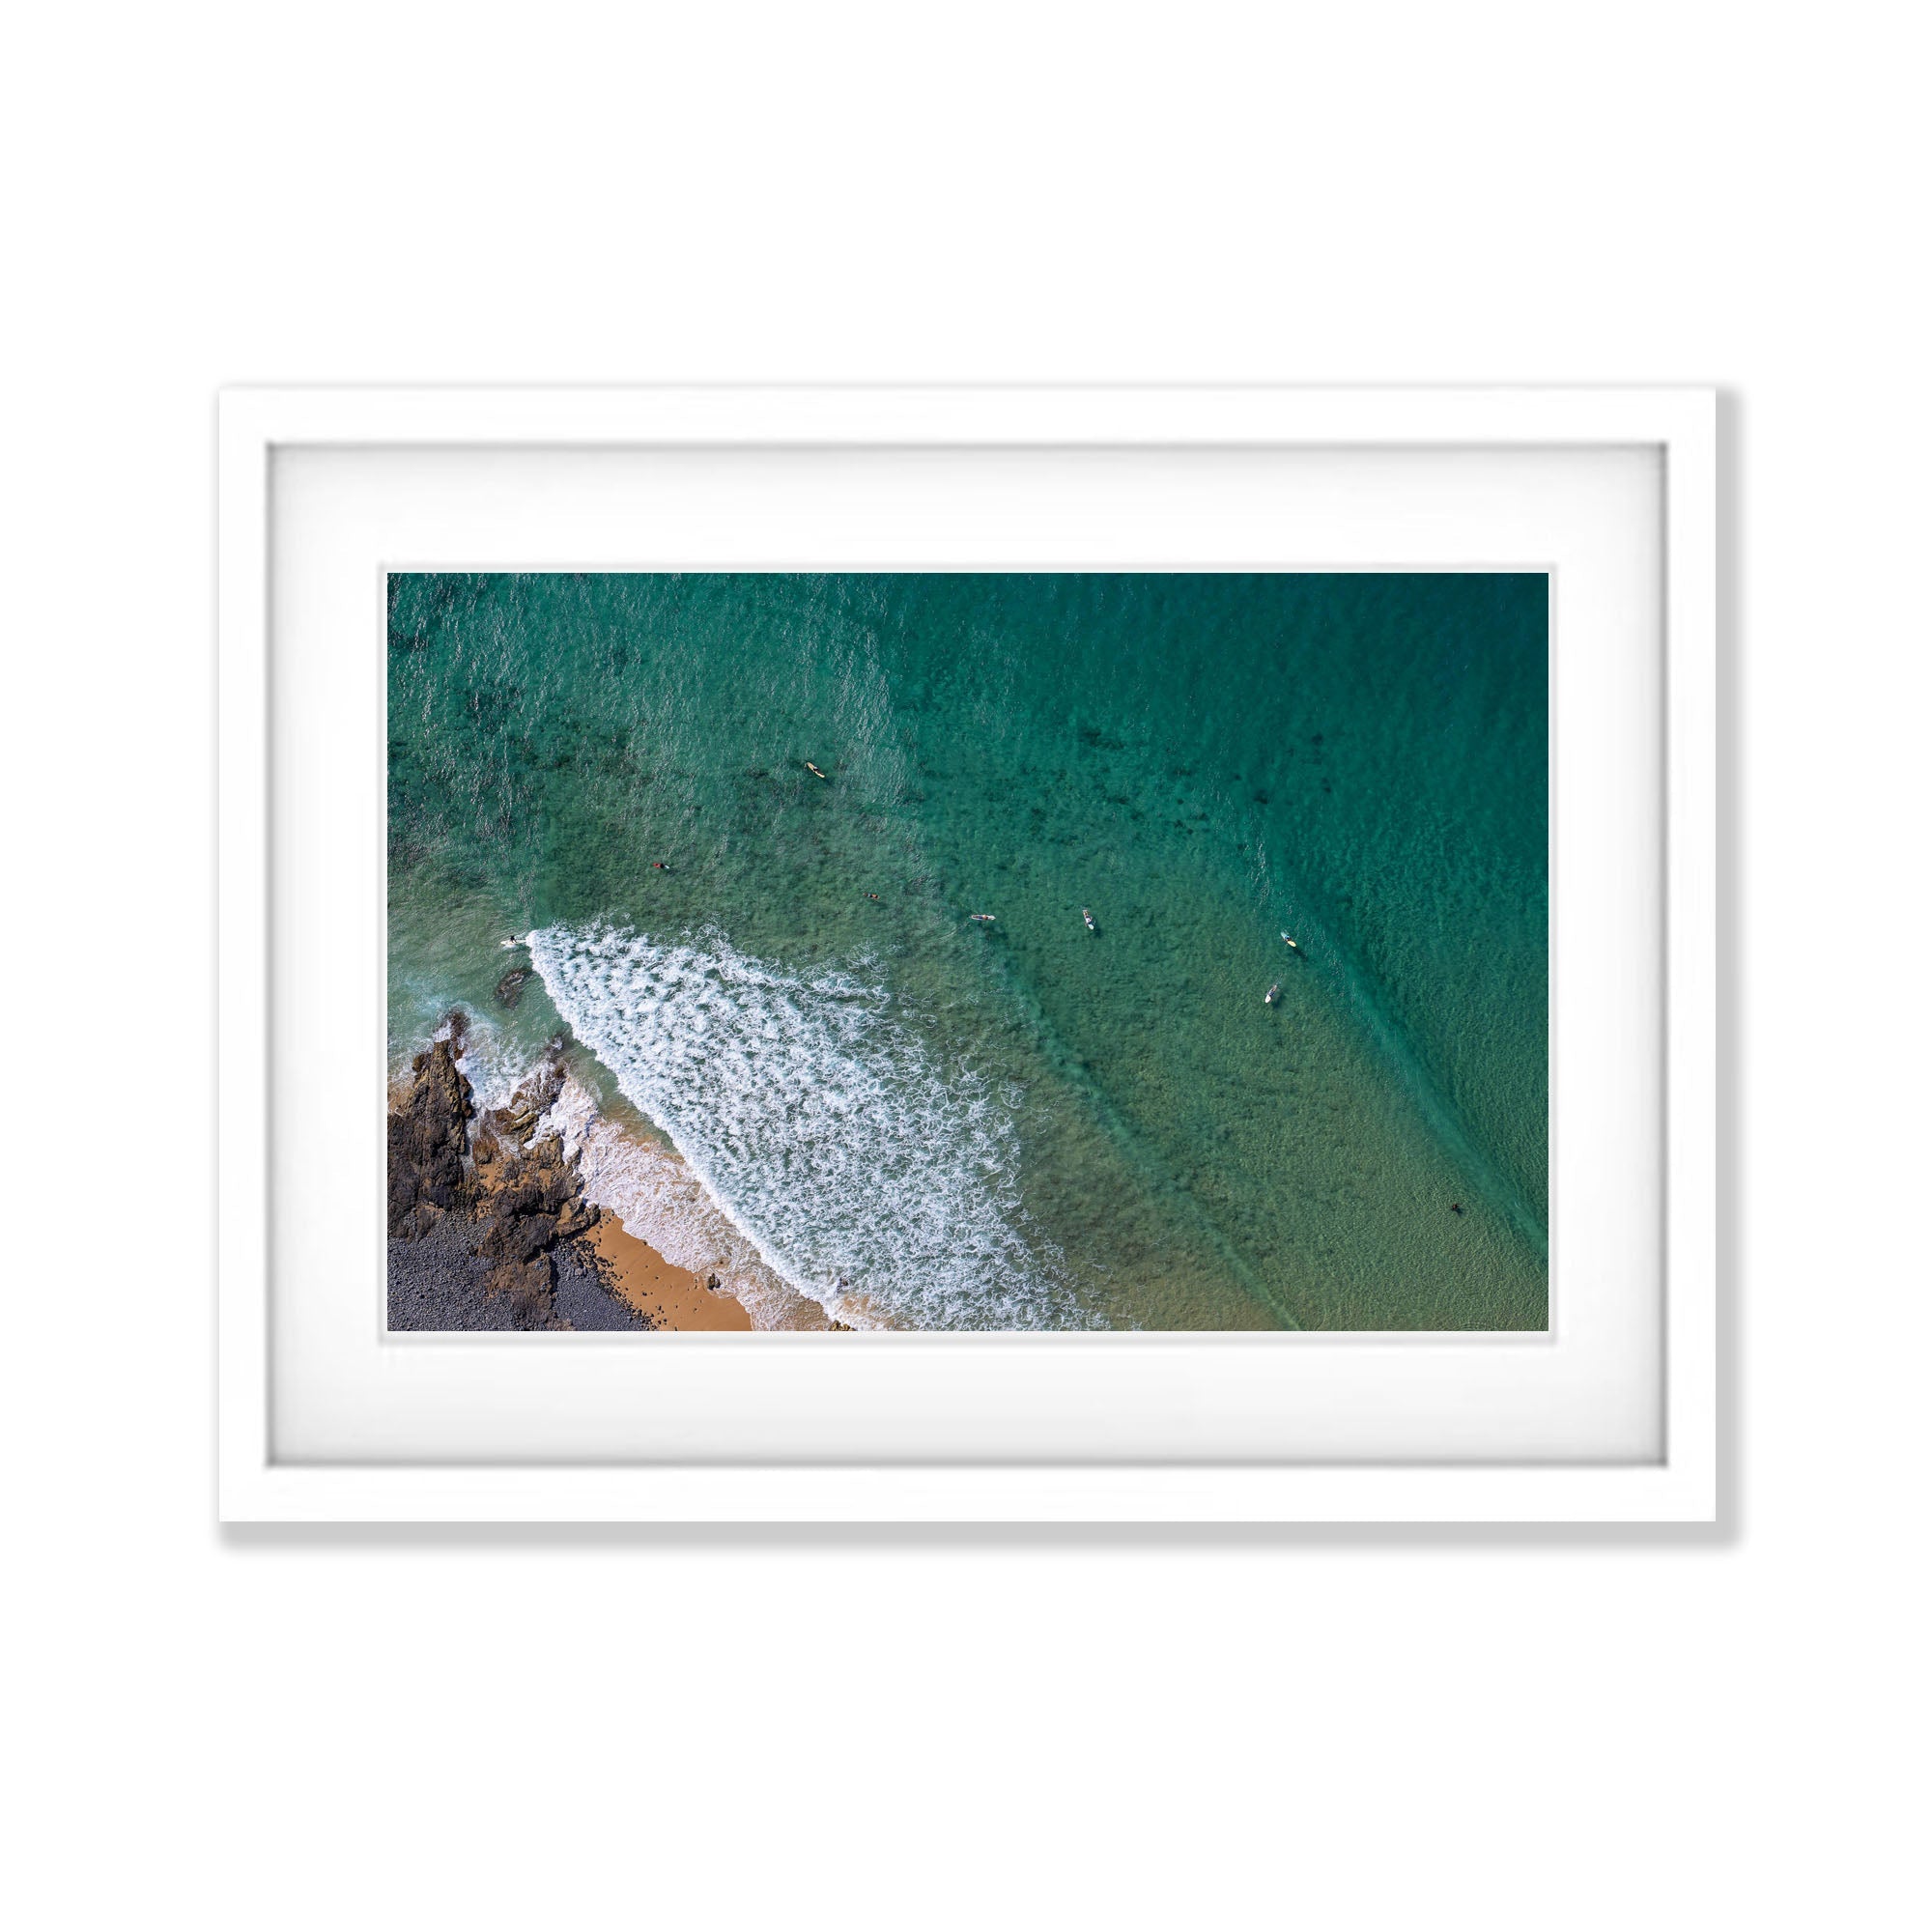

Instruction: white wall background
[3,4,1924,1926]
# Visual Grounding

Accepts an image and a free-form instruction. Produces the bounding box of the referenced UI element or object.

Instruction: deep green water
[388,572,1548,1330]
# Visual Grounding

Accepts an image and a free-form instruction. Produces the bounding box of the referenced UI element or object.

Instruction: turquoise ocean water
[388,573,1548,1330]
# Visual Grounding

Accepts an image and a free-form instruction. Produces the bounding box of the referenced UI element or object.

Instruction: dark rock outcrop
[483,1255,562,1329]
[470,1050,595,1262]
[386,1037,474,1239]
[389,1213,640,1332]
[476,1129,596,1263]
[495,967,530,1009]
[384,1024,598,1328]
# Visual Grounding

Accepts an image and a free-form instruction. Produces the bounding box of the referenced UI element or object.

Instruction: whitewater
[527,923,1095,1330]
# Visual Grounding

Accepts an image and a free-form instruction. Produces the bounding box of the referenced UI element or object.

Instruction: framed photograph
[218,385,1716,1522]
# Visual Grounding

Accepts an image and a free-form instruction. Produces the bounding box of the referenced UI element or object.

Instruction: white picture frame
[218,385,1716,1523]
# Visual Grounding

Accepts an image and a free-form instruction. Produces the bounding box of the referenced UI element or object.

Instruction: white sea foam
[540,1072,818,1330]
[527,923,1092,1330]
[426,1011,529,1115]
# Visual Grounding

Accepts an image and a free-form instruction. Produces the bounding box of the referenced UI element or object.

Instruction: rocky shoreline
[386,1013,648,1331]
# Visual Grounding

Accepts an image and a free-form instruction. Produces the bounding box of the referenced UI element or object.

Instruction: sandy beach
[386,1020,813,1331]
[587,1211,753,1331]
[546,1069,844,1329]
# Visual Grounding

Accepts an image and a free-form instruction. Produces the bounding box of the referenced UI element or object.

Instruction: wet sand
[588,1211,753,1331]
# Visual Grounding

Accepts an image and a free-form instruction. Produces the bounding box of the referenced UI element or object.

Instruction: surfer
[500,934,526,951]
[1082,907,1096,931]
[1264,982,1281,1007]
[805,760,830,781]
[1281,931,1300,952]
[970,912,996,923]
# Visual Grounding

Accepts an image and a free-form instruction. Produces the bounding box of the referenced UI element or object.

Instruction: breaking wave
[540,1072,820,1330]
[527,924,1094,1330]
